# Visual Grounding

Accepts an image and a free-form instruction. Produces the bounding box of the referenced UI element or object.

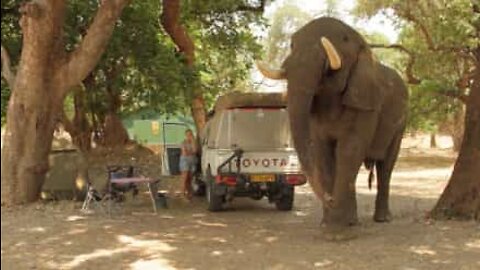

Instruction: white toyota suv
[195,92,306,211]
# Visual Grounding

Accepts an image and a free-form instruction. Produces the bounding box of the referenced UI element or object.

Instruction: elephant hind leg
[374,130,403,222]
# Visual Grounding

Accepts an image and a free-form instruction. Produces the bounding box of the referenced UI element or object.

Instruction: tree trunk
[431,60,480,220]
[161,0,206,134]
[101,69,129,147]
[451,107,465,152]
[430,133,437,148]
[63,86,92,152]
[103,112,130,147]
[1,0,128,205]
[1,0,66,204]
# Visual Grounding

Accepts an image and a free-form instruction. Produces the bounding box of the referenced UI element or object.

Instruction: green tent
[122,109,195,145]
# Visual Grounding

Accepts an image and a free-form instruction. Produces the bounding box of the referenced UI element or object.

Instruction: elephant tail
[364,159,375,190]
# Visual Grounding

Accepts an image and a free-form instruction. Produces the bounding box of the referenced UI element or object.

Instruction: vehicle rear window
[208,108,293,150]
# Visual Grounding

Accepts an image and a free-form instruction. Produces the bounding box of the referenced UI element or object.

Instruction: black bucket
[156,192,168,209]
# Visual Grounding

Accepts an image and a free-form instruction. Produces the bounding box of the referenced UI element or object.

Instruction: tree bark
[102,112,130,147]
[62,86,92,152]
[431,54,480,220]
[1,0,129,205]
[1,45,16,86]
[102,76,129,147]
[430,133,437,148]
[161,0,206,134]
[451,107,465,152]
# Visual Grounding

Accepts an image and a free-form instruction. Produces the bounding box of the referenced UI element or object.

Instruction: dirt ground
[2,139,480,269]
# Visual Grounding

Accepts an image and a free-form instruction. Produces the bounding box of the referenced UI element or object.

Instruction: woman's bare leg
[181,171,189,197]
[185,172,193,199]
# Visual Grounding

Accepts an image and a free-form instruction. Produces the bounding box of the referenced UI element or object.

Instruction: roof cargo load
[213,92,287,112]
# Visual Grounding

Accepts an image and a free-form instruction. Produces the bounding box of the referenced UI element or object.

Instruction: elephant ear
[342,50,384,111]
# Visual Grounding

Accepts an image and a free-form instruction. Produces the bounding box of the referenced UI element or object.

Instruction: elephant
[257,17,408,229]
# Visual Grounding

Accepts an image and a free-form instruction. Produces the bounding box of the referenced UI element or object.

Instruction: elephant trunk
[287,92,313,174]
[287,91,329,202]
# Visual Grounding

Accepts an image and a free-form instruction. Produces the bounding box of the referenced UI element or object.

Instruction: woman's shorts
[179,156,197,173]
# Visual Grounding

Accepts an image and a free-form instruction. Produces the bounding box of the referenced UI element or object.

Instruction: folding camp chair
[81,165,139,215]
[107,165,139,201]
[81,181,107,213]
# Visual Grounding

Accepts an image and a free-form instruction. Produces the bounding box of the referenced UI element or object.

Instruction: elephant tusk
[256,61,287,80]
[321,37,342,70]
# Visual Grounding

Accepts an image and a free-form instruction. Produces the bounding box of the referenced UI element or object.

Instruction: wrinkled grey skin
[281,17,408,227]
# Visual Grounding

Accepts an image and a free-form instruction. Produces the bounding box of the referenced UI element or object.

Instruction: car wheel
[275,186,294,211]
[206,169,223,211]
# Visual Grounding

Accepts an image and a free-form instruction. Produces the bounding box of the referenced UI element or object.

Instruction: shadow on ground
[2,149,479,270]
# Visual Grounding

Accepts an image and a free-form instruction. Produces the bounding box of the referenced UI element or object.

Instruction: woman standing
[179,129,198,200]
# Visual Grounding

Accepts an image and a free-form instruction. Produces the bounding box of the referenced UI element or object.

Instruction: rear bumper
[214,173,306,187]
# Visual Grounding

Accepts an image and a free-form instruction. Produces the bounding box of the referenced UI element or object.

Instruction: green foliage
[186,0,267,108]
[65,0,266,118]
[361,31,406,71]
[1,0,266,125]
[264,3,313,67]
[1,0,22,125]
[408,80,461,132]
[64,0,187,119]
[355,0,477,132]
[1,80,10,125]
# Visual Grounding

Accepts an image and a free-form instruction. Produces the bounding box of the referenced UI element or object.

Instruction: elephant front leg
[326,139,366,227]
[312,140,336,224]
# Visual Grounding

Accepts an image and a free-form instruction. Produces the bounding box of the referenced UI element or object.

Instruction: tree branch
[58,0,129,92]
[439,89,468,104]
[396,0,475,59]
[1,6,19,17]
[1,44,16,86]
[370,43,422,84]
[160,0,195,66]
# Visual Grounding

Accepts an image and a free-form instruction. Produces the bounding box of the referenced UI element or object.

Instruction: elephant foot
[373,209,392,223]
[321,225,358,242]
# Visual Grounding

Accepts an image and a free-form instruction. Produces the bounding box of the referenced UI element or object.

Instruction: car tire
[275,186,294,211]
[206,168,223,212]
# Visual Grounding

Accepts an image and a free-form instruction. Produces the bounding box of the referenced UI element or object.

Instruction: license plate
[250,174,275,182]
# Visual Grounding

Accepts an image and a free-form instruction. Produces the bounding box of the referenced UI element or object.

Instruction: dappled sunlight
[53,235,177,269]
[212,236,227,243]
[392,168,452,180]
[430,259,452,265]
[19,226,46,233]
[67,228,88,235]
[192,213,206,218]
[66,215,87,221]
[129,258,176,270]
[313,259,334,268]
[117,235,176,252]
[265,236,279,243]
[211,250,224,256]
[1,149,477,269]
[465,239,480,250]
[409,245,437,256]
[59,247,128,269]
[294,210,309,217]
[196,220,228,228]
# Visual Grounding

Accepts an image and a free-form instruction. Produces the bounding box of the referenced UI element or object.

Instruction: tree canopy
[355,0,478,134]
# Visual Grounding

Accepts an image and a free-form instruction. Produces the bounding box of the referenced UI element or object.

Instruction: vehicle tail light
[215,175,237,186]
[285,174,306,185]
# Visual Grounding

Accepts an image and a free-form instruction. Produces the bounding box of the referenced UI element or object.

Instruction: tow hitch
[216,148,244,186]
